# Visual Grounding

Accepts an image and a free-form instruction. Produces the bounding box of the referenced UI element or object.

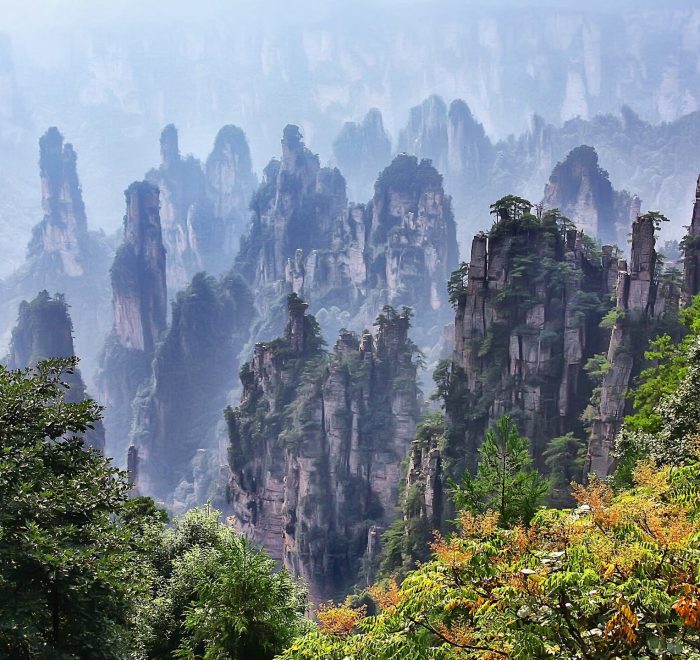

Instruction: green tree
[451,415,548,527]
[0,357,154,658]
[543,433,586,507]
[135,506,308,659]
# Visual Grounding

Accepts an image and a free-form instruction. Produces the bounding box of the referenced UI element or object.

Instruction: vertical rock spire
[30,127,89,277]
[586,213,679,477]
[97,181,167,465]
[113,181,167,354]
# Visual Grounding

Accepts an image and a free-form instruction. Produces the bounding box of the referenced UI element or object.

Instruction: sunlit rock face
[97,181,167,466]
[0,127,111,389]
[5,290,105,452]
[227,296,419,602]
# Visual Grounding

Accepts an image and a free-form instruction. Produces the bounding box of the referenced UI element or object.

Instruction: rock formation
[128,271,254,508]
[97,181,167,465]
[0,128,111,387]
[146,124,257,293]
[146,125,210,293]
[396,203,620,544]
[389,95,699,251]
[448,212,613,474]
[368,153,458,319]
[683,175,700,304]
[397,95,449,169]
[5,290,105,451]
[333,108,392,201]
[204,124,258,271]
[238,125,458,352]
[586,214,679,477]
[227,295,420,602]
[542,145,641,246]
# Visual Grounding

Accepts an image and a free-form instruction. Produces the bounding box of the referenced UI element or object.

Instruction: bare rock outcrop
[237,125,458,352]
[97,181,167,465]
[146,124,257,294]
[227,295,420,602]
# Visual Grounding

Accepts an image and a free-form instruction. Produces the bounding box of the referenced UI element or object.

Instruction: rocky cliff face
[683,175,700,303]
[397,205,618,540]
[146,125,209,293]
[29,127,89,277]
[146,124,257,294]
[446,212,612,475]
[586,214,679,477]
[97,181,167,465]
[227,295,420,602]
[542,145,641,247]
[128,271,254,508]
[0,128,111,387]
[5,290,104,451]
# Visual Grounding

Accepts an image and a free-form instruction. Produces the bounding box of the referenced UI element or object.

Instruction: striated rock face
[369,154,458,316]
[112,182,167,354]
[128,271,254,507]
[683,175,700,304]
[0,128,111,387]
[227,295,420,602]
[542,145,640,246]
[396,209,620,539]
[146,124,257,294]
[586,214,679,477]
[333,108,392,201]
[5,290,104,451]
[97,181,167,465]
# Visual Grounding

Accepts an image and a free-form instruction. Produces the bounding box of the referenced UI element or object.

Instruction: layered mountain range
[1,103,699,605]
[337,99,700,248]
